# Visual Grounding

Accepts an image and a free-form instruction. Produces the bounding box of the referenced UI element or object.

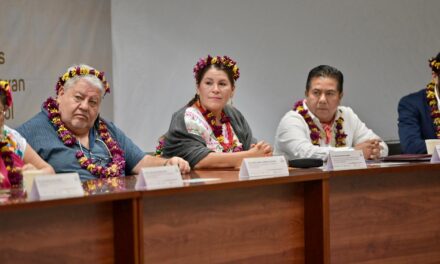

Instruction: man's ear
[58,86,65,96]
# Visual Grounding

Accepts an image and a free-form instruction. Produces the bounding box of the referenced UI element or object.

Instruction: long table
[329,163,440,263]
[1,162,440,263]
[0,168,329,264]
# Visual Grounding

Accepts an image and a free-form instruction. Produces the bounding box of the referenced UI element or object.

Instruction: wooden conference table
[0,162,440,263]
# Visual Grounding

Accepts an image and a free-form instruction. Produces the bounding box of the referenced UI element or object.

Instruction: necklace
[0,134,23,187]
[425,81,440,138]
[43,97,126,178]
[194,101,242,152]
[293,100,347,147]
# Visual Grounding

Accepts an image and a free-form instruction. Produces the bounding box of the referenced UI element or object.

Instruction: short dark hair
[305,65,344,94]
[435,52,440,62]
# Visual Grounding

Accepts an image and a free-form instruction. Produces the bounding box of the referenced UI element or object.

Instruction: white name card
[430,145,440,163]
[326,150,367,170]
[29,173,84,201]
[136,165,183,190]
[239,156,289,179]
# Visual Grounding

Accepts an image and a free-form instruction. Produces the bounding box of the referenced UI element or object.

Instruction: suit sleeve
[398,96,427,154]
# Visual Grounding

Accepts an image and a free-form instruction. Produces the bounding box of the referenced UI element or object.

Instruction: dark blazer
[398,89,437,154]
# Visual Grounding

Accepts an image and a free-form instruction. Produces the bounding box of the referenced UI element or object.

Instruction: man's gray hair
[63,64,105,95]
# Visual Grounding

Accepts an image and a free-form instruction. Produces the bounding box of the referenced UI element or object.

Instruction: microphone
[288,158,323,168]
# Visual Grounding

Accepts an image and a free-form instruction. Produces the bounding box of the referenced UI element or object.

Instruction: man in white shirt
[274,65,388,161]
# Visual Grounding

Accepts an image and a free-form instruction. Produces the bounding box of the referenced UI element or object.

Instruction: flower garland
[195,101,242,152]
[55,66,110,96]
[43,97,126,178]
[0,136,22,187]
[193,55,240,81]
[0,80,13,108]
[429,57,440,74]
[293,100,347,147]
[154,136,165,156]
[425,81,440,138]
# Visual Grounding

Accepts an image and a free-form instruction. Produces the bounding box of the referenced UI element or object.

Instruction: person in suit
[274,65,388,161]
[398,52,440,154]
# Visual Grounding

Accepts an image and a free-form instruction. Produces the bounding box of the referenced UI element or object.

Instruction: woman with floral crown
[17,64,190,181]
[159,55,272,168]
[0,81,54,188]
[274,65,388,161]
[398,52,440,154]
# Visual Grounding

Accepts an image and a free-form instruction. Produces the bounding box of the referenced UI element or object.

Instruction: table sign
[430,145,440,163]
[29,173,84,201]
[22,170,44,196]
[239,156,289,179]
[326,150,367,170]
[136,165,183,190]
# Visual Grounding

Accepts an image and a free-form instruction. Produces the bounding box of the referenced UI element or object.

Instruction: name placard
[239,156,289,179]
[326,150,367,170]
[430,145,440,163]
[136,165,183,190]
[29,173,84,201]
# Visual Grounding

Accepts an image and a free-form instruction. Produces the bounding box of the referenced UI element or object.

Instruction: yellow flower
[80,67,90,75]
[211,57,218,64]
[62,73,70,81]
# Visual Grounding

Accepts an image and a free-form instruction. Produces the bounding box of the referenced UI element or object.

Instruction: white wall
[0,0,113,126]
[112,0,440,151]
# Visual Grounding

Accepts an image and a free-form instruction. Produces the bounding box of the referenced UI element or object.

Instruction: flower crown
[429,57,440,74]
[193,55,240,81]
[0,80,13,108]
[55,66,110,95]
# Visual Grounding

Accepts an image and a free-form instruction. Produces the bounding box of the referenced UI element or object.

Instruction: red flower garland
[293,100,347,147]
[195,101,242,152]
[0,138,22,188]
[425,81,440,138]
[43,97,126,178]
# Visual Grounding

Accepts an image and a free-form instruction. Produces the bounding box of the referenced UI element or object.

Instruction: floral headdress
[0,80,13,108]
[193,55,240,81]
[429,56,440,74]
[55,65,110,96]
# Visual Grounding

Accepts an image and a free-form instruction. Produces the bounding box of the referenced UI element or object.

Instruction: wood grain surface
[0,202,114,264]
[330,165,440,263]
[142,183,305,263]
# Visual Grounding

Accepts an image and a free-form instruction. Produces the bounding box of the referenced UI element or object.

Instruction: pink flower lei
[0,80,13,108]
[425,81,440,138]
[43,97,126,178]
[194,101,243,153]
[0,137,22,188]
[193,55,240,81]
[293,100,347,147]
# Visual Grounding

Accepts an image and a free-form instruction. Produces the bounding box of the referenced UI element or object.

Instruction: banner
[0,0,113,128]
